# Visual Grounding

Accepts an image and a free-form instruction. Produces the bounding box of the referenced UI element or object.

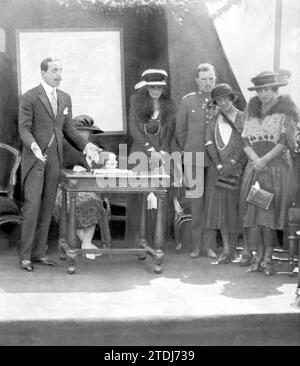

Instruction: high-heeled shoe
[247,261,262,273]
[239,253,253,267]
[190,249,200,258]
[207,249,217,259]
[261,260,274,276]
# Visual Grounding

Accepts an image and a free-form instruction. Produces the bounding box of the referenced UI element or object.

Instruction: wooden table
[58,169,170,274]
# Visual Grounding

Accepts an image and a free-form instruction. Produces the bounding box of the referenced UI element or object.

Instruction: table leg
[100,196,111,249]
[138,193,147,245]
[67,192,77,274]
[152,193,166,274]
[58,187,67,260]
[137,193,147,260]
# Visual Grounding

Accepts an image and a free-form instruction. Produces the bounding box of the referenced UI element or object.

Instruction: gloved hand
[30,142,47,162]
[147,192,157,210]
[83,142,103,166]
[216,164,225,175]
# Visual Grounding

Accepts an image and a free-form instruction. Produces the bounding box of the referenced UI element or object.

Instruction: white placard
[16,29,126,134]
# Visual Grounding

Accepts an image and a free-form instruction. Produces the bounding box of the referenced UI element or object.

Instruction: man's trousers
[184,165,208,253]
[20,142,60,261]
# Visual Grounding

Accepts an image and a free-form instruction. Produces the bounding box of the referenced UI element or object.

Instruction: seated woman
[54,115,113,259]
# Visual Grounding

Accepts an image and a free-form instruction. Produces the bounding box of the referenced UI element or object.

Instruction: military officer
[175,63,217,258]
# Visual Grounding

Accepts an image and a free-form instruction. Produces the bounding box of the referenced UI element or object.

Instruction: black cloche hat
[207,83,240,108]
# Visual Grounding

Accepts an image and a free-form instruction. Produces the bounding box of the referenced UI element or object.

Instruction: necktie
[50,89,57,117]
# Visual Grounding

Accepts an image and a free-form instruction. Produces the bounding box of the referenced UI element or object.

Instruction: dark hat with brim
[247,71,288,91]
[73,115,103,134]
[207,83,240,108]
[134,69,168,90]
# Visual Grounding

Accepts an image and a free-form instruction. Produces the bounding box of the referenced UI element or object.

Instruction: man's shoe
[20,260,34,272]
[32,257,57,266]
[207,249,217,259]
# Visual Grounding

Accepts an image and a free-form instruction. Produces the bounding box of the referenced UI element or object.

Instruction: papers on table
[92,168,134,176]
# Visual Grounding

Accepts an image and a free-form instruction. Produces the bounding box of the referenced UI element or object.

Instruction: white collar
[41,79,56,100]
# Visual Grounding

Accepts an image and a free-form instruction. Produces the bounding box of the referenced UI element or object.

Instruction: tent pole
[273,0,282,72]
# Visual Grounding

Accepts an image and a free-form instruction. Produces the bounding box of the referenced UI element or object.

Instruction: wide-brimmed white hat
[134,69,168,90]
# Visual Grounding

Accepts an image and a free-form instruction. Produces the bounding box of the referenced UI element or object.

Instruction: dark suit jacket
[175,91,215,167]
[18,84,87,184]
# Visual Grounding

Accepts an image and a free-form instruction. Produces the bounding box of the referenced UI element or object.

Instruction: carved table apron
[59,169,169,274]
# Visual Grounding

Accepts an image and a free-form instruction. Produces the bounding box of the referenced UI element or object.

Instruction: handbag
[246,181,274,210]
[215,174,241,191]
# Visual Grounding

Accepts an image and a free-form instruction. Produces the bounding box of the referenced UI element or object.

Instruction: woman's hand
[222,160,237,176]
[216,164,225,175]
[251,157,267,171]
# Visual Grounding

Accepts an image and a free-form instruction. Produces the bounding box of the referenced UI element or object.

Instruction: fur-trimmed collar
[130,91,177,124]
[248,94,299,122]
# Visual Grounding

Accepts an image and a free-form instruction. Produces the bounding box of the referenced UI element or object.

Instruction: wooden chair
[173,186,192,250]
[0,143,22,227]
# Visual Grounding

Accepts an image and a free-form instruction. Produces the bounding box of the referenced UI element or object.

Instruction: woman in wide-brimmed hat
[205,83,247,264]
[239,71,299,275]
[129,69,177,158]
[127,69,177,240]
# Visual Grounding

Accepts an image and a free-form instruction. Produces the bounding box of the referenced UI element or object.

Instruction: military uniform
[175,91,215,255]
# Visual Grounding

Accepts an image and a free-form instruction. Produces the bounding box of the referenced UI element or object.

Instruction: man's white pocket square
[63,107,69,115]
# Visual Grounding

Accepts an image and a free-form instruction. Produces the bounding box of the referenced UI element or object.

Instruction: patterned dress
[205,110,247,233]
[53,141,106,229]
[239,104,293,231]
[54,188,105,229]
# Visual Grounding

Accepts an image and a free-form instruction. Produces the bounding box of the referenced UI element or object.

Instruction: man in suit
[175,63,217,259]
[18,57,101,271]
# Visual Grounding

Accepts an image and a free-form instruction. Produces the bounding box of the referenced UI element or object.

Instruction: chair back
[0,143,21,198]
